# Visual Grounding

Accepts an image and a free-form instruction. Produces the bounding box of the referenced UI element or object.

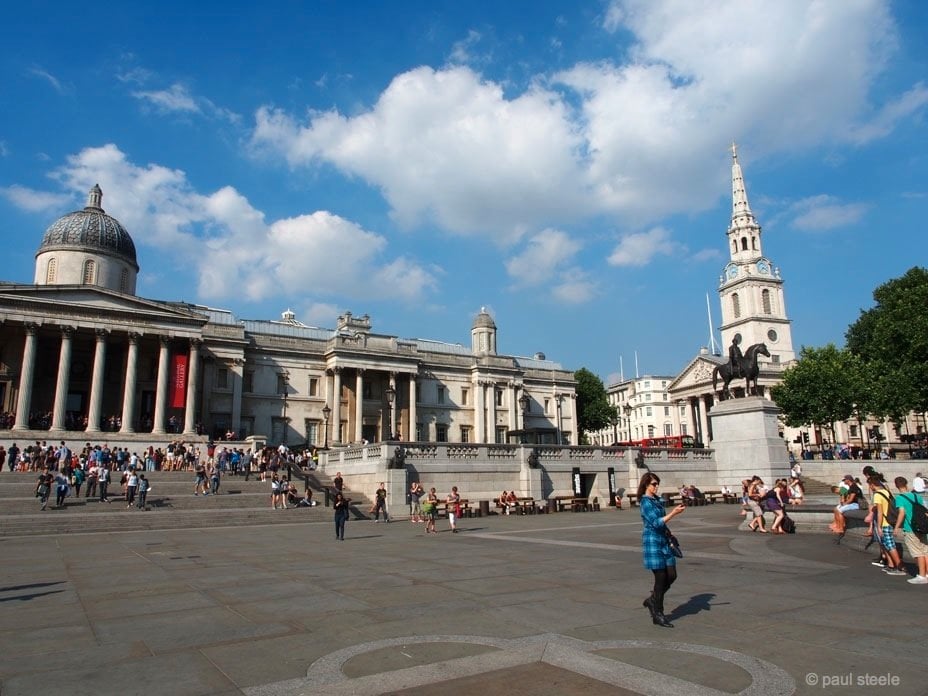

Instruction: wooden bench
[494,497,535,515]
[438,499,471,518]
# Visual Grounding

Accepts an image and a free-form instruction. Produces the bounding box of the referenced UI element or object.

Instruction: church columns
[151,336,171,434]
[51,326,74,430]
[13,324,38,431]
[487,381,497,443]
[85,329,108,433]
[120,332,140,433]
[408,374,417,441]
[183,339,201,435]
[387,372,397,439]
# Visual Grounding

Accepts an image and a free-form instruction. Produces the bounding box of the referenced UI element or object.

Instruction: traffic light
[802,432,809,444]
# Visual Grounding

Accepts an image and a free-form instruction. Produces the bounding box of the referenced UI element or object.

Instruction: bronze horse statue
[713,342,770,399]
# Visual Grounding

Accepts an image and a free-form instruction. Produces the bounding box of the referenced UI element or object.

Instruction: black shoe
[652,612,674,628]
[643,596,657,620]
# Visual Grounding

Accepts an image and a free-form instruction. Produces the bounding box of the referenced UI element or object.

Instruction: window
[496,426,507,444]
[663,393,668,401]
[82,259,96,285]
[437,386,445,404]
[436,424,448,442]
[496,389,503,407]
[544,398,550,414]
[217,368,229,389]
[276,373,287,394]
[308,377,319,397]
[849,425,858,437]
[120,268,129,293]
[644,381,650,388]
[244,371,254,393]
[646,406,652,417]
[682,424,688,436]
[461,388,469,406]
[45,258,57,283]
[732,293,741,318]
[647,425,655,437]
[305,420,320,445]
[741,237,748,251]
[664,423,673,436]
[664,406,670,416]
[771,354,780,364]
[416,423,424,441]
[662,381,667,388]
[680,405,686,415]
[762,289,771,314]
[646,394,651,401]
[460,426,471,443]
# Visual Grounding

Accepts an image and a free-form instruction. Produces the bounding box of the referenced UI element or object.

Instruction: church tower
[718,145,795,367]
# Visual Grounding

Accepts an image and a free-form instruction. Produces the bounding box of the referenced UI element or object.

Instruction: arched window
[120,268,129,293]
[45,258,57,283]
[762,289,771,314]
[732,293,741,318]
[732,240,738,254]
[82,259,96,285]
[741,237,748,251]
[752,236,758,250]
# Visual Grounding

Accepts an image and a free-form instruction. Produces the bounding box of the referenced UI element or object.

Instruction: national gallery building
[0,186,577,448]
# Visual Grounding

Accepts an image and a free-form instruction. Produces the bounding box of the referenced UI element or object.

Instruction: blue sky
[1,1,926,385]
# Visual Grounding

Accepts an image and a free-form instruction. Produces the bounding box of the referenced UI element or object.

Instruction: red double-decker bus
[637,435,697,449]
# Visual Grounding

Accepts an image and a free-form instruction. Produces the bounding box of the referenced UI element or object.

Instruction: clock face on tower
[756,259,770,274]
[726,264,739,280]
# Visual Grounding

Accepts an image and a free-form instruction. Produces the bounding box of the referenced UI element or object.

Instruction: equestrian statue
[712,337,770,399]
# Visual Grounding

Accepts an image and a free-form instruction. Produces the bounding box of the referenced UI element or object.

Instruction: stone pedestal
[709,396,790,487]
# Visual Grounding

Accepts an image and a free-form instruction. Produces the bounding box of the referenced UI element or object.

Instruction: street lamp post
[554,392,563,445]
[385,385,396,440]
[518,392,530,440]
[610,412,619,445]
[322,404,331,449]
[280,370,290,446]
[624,403,633,443]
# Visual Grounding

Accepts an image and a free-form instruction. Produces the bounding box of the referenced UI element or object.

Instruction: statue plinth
[708,396,790,487]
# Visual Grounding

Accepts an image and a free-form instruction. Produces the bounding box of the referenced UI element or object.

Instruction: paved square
[1,506,925,695]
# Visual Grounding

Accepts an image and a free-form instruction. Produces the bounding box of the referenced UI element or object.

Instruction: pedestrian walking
[334,492,350,540]
[638,472,686,628]
[446,486,461,533]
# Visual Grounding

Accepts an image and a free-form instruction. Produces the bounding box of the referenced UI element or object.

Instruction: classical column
[569,393,579,446]
[151,336,171,434]
[183,339,201,435]
[85,329,108,433]
[408,374,417,441]
[508,383,518,432]
[701,395,713,444]
[332,367,342,444]
[13,324,38,431]
[474,379,485,443]
[355,369,364,442]
[388,372,397,439]
[51,326,74,430]
[120,333,140,433]
[231,358,243,436]
[487,381,497,444]
[672,400,682,437]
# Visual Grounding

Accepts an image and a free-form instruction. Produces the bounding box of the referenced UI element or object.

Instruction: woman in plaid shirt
[639,472,686,628]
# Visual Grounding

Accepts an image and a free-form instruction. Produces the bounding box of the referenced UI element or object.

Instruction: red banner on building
[170,354,188,408]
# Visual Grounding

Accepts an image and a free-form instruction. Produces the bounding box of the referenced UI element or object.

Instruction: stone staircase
[0,469,375,537]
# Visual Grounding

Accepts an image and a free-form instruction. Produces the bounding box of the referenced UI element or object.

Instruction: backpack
[874,489,900,528]
[904,493,928,535]
[781,514,796,534]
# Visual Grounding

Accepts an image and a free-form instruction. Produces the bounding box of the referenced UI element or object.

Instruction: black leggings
[651,566,678,612]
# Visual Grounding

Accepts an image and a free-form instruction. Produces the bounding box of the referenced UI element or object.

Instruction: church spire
[725,142,762,263]
[86,184,103,211]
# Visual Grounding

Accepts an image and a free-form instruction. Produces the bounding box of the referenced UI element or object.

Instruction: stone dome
[37,185,139,270]
[472,306,496,330]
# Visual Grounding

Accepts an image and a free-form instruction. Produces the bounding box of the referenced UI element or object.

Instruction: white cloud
[299,302,341,328]
[552,268,597,304]
[0,141,8,157]
[250,1,915,247]
[32,144,437,305]
[251,65,590,240]
[0,185,72,213]
[449,30,485,65]
[133,83,201,114]
[691,248,722,263]
[786,195,869,231]
[29,66,66,93]
[505,228,581,286]
[608,226,678,266]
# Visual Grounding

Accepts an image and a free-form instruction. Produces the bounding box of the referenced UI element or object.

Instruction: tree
[846,266,928,414]
[771,345,866,443]
[574,368,616,440]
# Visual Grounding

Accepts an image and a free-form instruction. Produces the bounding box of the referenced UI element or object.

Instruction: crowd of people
[829,466,928,584]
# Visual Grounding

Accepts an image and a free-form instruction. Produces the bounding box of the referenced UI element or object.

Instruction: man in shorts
[893,477,928,584]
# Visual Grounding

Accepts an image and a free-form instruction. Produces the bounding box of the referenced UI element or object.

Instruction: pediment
[669,354,725,391]
[0,284,208,326]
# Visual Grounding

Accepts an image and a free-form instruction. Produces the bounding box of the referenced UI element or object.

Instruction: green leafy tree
[846,266,928,414]
[771,344,865,443]
[574,368,616,440]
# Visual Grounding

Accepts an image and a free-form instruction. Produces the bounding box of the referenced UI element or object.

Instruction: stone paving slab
[2,506,928,695]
